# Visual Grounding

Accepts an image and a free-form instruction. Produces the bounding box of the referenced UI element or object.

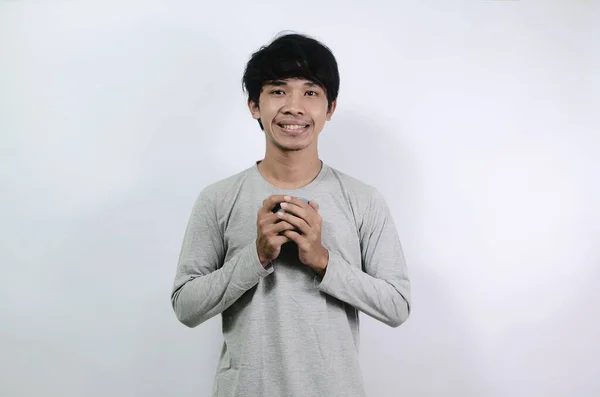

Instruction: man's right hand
[256,195,295,266]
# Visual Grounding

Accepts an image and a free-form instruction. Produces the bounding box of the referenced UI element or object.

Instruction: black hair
[242,32,340,129]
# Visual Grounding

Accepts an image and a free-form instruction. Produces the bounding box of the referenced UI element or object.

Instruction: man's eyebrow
[265,80,288,87]
[265,80,320,87]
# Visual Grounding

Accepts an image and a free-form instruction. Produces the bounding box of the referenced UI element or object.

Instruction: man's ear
[325,99,337,121]
[248,99,260,120]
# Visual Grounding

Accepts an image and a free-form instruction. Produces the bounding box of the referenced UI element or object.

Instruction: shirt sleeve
[171,191,273,328]
[314,189,411,327]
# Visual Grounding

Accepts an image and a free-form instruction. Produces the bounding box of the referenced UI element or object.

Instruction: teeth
[281,124,306,130]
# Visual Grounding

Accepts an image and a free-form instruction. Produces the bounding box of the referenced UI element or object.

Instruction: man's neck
[257,152,323,190]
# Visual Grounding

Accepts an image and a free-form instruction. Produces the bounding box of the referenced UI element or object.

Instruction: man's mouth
[277,123,310,131]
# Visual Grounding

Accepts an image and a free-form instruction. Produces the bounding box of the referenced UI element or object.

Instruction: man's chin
[275,143,307,152]
[269,136,310,152]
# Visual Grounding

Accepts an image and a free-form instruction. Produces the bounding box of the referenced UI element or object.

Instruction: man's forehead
[264,79,319,87]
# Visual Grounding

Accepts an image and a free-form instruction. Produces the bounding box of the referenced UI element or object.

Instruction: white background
[1,1,599,396]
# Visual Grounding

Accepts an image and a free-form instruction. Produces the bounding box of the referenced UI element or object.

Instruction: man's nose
[282,93,305,115]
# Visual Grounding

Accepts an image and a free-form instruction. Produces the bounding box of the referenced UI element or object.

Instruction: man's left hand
[277,196,329,276]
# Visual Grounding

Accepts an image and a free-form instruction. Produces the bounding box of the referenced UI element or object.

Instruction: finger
[272,235,291,246]
[264,195,286,211]
[283,196,311,209]
[269,212,289,224]
[278,202,305,219]
[279,200,316,228]
[282,197,318,219]
[283,231,311,252]
[271,220,295,234]
[258,212,283,229]
[282,229,302,243]
[259,195,287,215]
[277,211,310,235]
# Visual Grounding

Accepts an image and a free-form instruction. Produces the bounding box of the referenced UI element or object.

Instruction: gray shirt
[171,161,411,397]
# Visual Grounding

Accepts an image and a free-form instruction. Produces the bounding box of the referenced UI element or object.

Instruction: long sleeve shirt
[171,161,411,397]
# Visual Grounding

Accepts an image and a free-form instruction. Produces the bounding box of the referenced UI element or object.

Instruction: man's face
[249,78,336,152]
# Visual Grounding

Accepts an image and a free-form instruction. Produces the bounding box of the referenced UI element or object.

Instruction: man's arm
[171,192,272,328]
[315,189,411,328]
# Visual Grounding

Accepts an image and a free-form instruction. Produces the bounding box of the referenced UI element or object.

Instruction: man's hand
[256,195,296,267]
[278,196,329,276]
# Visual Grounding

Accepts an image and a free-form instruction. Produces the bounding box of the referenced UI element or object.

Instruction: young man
[171,32,411,397]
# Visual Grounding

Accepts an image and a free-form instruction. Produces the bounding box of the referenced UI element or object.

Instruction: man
[171,32,411,397]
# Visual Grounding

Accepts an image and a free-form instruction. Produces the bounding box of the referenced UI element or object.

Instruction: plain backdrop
[1,1,599,396]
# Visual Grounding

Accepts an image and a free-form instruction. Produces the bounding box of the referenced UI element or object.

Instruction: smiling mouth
[277,123,310,131]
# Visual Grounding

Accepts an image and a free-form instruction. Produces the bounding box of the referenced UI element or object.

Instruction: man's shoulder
[323,164,392,219]
[325,164,378,198]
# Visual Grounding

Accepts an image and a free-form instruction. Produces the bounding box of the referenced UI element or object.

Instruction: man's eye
[306,90,317,96]
[271,90,284,95]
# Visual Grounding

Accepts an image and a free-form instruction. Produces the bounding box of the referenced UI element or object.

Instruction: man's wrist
[316,249,329,277]
[256,241,269,267]
[259,254,270,268]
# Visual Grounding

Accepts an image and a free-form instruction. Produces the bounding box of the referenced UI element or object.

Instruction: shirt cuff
[313,250,340,292]
[248,242,275,278]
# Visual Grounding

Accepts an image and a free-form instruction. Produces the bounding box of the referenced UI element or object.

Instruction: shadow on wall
[321,111,489,396]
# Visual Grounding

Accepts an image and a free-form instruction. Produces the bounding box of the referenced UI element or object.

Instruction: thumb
[309,200,319,212]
